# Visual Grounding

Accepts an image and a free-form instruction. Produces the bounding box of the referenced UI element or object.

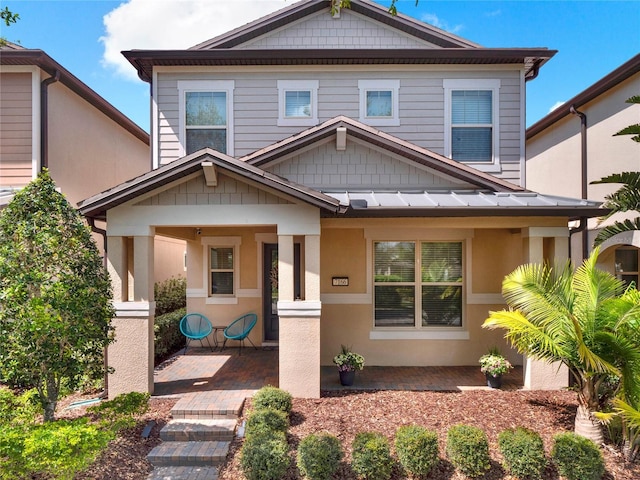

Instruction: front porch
[153,347,524,397]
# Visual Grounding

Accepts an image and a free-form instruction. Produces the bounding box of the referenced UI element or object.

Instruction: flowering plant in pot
[479,348,512,388]
[333,345,364,386]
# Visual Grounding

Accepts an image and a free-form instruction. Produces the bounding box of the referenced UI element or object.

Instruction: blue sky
[3,0,639,133]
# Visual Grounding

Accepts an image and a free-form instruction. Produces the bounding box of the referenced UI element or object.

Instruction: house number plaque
[332,277,349,286]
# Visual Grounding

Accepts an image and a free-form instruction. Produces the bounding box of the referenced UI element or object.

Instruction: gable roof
[0,44,149,144]
[122,0,555,83]
[527,53,640,139]
[242,115,524,193]
[77,148,346,220]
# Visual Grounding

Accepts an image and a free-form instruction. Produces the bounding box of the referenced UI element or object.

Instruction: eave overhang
[122,48,556,83]
[0,49,149,144]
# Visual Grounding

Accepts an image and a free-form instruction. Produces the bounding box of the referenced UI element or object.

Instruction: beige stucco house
[0,42,185,282]
[78,0,603,398]
[527,54,640,282]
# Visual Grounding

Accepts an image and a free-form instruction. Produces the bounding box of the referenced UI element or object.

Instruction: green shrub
[240,430,290,480]
[551,432,605,480]
[245,408,289,439]
[351,431,394,480]
[252,385,293,415]
[297,433,343,480]
[498,427,546,479]
[0,388,39,425]
[446,424,491,477]
[154,307,186,364]
[395,425,439,476]
[154,276,187,316]
[88,392,149,432]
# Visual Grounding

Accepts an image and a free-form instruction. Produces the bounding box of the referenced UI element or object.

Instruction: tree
[332,0,417,16]
[483,249,640,443]
[0,171,115,422]
[592,96,640,246]
[0,6,19,46]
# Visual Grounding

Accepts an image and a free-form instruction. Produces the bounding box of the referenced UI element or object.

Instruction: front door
[263,243,301,342]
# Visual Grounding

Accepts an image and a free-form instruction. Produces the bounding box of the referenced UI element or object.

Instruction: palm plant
[483,249,640,443]
[591,171,640,246]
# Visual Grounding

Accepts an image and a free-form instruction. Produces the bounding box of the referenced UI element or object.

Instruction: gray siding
[267,141,474,191]
[0,72,33,187]
[136,173,292,206]
[237,10,437,50]
[156,68,522,184]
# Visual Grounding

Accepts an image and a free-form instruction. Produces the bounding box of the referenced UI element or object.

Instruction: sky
[2,0,639,133]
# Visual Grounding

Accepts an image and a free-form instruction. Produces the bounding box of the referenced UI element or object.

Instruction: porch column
[522,228,569,390]
[278,234,321,398]
[108,232,156,398]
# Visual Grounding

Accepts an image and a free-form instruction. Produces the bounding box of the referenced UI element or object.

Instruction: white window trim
[177,80,235,157]
[358,79,400,127]
[201,236,241,305]
[443,79,500,172]
[277,80,319,127]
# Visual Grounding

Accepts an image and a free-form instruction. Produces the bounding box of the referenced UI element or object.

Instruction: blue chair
[222,313,258,355]
[179,313,213,354]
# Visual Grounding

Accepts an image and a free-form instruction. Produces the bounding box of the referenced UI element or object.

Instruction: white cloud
[549,101,565,113]
[101,0,286,81]
[420,13,463,34]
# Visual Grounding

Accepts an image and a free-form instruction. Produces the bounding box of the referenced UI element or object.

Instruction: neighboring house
[526,54,640,284]
[0,42,185,282]
[78,0,602,398]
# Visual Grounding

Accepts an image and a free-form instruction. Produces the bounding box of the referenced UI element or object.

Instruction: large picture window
[374,241,463,328]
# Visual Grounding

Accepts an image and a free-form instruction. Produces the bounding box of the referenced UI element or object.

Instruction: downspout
[88,217,110,399]
[569,105,589,260]
[40,71,61,170]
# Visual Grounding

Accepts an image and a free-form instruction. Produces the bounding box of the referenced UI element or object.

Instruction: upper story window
[277,80,318,127]
[358,80,400,126]
[444,79,500,169]
[178,80,234,156]
[373,241,463,328]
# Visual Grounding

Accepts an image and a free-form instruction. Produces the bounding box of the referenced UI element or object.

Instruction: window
[374,241,463,328]
[178,81,234,156]
[201,236,241,303]
[277,80,318,126]
[444,79,500,167]
[358,80,400,126]
[210,247,234,295]
[615,247,639,287]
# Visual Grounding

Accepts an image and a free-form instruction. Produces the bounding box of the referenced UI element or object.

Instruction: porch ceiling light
[202,161,218,187]
[336,126,347,151]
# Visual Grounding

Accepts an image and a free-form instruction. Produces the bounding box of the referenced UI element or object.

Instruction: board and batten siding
[155,68,522,184]
[235,9,437,50]
[0,72,34,187]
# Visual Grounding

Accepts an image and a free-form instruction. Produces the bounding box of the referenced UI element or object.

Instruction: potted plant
[333,345,364,386]
[479,348,512,389]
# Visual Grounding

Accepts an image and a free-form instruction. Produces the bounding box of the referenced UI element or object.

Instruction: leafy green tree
[0,6,19,46]
[0,171,115,422]
[483,249,640,443]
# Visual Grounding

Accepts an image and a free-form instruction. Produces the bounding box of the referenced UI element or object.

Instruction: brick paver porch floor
[153,347,523,397]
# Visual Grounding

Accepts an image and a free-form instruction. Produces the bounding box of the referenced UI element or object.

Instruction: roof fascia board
[1,49,149,145]
[527,53,640,139]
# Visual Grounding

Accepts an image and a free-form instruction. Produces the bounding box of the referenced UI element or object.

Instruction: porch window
[443,79,500,169]
[358,80,400,126]
[277,80,318,126]
[210,247,234,295]
[178,80,234,156]
[615,247,639,288]
[374,241,463,328]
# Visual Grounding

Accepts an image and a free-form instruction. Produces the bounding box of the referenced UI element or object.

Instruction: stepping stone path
[147,390,252,480]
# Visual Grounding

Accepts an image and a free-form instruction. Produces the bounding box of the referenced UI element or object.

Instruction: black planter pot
[339,370,356,386]
[486,373,503,389]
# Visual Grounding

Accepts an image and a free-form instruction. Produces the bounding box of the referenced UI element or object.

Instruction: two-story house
[0,42,185,282]
[78,0,602,398]
[527,54,640,284]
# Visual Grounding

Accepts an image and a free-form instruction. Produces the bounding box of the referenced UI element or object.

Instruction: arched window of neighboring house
[615,246,639,288]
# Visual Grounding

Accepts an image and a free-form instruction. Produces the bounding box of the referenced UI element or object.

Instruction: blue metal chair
[179,313,213,354]
[222,313,258,355]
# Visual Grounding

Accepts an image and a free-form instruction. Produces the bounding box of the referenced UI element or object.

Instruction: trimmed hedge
[154,277,186,316]
[154,307,186,365]
[297,433,343,480]
[498,427,546,479]
[252,386,293,415]
[395,425,439,476]
[245,408,289,439]
[446,424,491,477]
[240,430,290,480]
[551,432,604,480]
[351,431,394,480]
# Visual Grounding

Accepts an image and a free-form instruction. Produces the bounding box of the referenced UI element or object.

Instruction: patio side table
[212,325,226,350]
